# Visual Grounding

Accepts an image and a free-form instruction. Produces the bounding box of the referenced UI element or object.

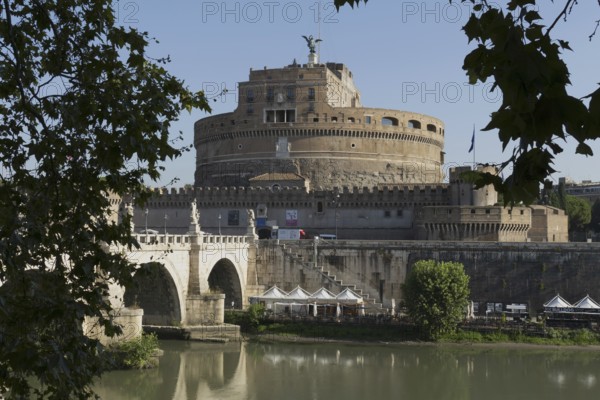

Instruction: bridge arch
[208,258,244,309]
[124,259,184,326]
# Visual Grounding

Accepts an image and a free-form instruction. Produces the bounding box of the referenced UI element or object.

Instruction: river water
[95,340,600,400]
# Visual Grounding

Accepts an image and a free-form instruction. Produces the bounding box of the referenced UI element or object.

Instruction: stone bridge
[116,231,261,327]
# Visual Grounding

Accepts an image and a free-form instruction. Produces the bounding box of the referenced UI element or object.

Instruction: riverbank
[247,331,600,353]
[248,332,600,351]
[241,320,600,349]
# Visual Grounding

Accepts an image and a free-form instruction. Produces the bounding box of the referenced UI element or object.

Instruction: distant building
[559,177,600,204]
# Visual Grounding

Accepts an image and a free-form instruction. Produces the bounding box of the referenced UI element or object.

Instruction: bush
[109,333,160,369]
[402,260,470,340]
[224,304,266,332]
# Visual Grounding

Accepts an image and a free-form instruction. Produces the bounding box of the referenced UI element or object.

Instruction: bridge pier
[185,294,225,325]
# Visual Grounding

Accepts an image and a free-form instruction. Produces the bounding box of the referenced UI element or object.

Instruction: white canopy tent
[287,286,312,301]
[335,288,363,304]
[309,287,336,303]
[543,294,572,310]
[573,295,600,310]
[248,285,288,310]
[249,286,366,317]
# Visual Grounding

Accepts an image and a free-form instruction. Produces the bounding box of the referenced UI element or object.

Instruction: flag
[468,126,475,153]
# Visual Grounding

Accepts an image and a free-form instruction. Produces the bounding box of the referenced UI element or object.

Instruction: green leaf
[575,143,594,156]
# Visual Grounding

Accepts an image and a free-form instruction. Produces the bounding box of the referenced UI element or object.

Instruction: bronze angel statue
[302,35,322,54]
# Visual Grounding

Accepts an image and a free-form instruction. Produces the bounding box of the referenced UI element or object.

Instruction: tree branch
[546,0,577,36]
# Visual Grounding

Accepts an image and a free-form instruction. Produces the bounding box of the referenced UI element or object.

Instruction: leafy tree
[549,191,591,232]
[334,0,600,206]
[402,260,470,340]
[567,196,592,232]
[0,1,208,398]
[589,199,600,233]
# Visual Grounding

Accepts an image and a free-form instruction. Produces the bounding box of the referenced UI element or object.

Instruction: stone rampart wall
[254,241,600,314]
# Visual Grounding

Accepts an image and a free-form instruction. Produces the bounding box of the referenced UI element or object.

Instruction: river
[94,340,600,399]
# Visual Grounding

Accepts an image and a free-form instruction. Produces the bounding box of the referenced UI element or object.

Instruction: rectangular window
[246,89,254,103]
[265,110,275,122]
[287,87,295,101]
[265,109,296,123]
[228,210,239,226]
[276,110,286,122]
[384,210,391,218]
[397,209,403,217]
[365,116,372,124]
[308,87,315,101]
[247,105,254,115]
[266,87,274,102]
[286,109,296,122]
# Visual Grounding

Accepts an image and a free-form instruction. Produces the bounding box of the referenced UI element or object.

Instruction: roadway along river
[94,340,600,399]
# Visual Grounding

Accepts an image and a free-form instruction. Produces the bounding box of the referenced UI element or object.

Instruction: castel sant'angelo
[131,41,568,243]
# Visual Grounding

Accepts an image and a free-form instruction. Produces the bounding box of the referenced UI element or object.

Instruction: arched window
[427,124,437,132]
[381,116,399,126]
[408,119,421,129]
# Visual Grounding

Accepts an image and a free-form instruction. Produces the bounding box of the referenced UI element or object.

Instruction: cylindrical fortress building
[194,61,445,190]
[128,57,566,241]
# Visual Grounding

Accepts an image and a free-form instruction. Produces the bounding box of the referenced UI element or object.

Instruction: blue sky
[126,0,600,187]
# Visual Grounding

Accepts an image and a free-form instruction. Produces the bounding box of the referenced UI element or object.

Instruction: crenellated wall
[416,206,532,242]
[125,184,453,238]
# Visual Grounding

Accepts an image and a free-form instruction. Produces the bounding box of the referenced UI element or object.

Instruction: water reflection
[95,341,600,400]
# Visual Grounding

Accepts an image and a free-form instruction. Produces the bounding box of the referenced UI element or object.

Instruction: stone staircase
[279,242,383,310]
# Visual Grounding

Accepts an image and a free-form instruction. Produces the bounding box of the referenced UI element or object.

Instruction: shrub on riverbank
[106,333,160,369]
[225,304,265,332]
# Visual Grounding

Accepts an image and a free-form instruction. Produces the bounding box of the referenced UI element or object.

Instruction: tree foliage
[0,1,208,398]
[548,191,592,232]
[402,260,470,340]
[335,0,600,206]
[589,199,600,233]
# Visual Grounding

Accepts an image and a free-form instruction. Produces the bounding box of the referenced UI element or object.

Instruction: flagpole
[468,125,476,168]
[472,125,476,168]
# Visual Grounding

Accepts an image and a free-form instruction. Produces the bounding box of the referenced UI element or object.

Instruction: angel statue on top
[302,35,322,54]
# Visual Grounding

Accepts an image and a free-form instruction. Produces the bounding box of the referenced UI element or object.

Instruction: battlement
[148,186,196,196]
[195,184,452,209]
[139,184,452,211]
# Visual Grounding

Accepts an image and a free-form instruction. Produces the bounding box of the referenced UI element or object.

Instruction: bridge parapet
[133,233,250,248]
[135,233,192,248]
[201,235,250,245]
